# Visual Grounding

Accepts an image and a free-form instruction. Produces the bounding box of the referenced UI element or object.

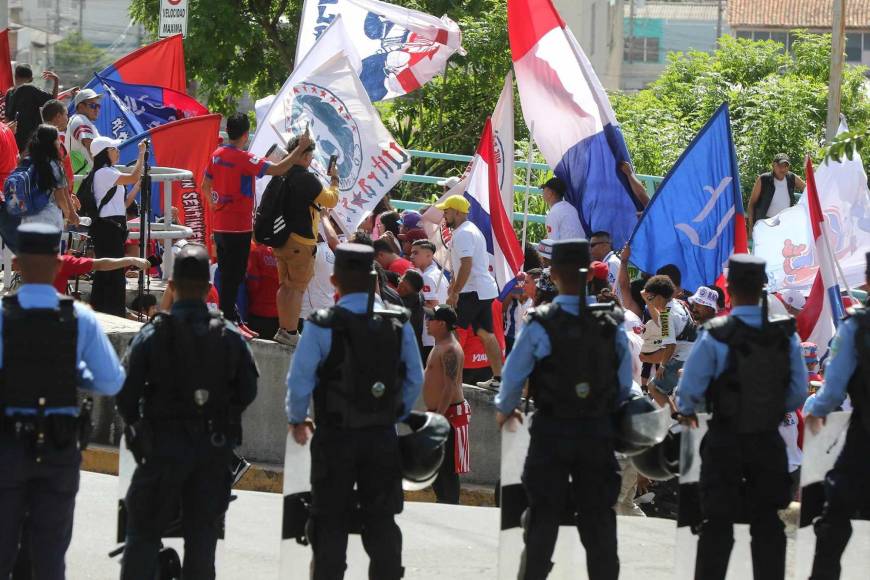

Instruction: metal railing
[396,149,663,225]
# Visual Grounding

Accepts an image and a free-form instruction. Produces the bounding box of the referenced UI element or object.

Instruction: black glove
[124,420,153,465]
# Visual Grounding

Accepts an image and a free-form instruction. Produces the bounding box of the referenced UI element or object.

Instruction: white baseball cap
[688,286,719,309]
[73,88,100,107]
[780,288,806,310]
[90,135,123,157]
[537,238,554,259]
[436,176,461,188]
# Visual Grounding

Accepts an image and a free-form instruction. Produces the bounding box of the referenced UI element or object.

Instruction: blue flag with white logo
[628,103,746,292]
[93,80,144,143]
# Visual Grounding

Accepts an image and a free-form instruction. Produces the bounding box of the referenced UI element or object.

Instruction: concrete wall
[91,313,504,486]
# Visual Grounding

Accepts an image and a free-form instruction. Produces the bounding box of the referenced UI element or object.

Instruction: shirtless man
[423,304,470,504]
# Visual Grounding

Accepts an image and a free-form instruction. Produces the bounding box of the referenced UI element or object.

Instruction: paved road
[68,472,677,579]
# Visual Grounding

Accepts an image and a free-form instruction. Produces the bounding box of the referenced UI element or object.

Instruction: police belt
[0,408,90,452]
[144,415,235,446]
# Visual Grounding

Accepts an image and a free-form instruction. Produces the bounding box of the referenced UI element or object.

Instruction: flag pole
[520,122,535,250]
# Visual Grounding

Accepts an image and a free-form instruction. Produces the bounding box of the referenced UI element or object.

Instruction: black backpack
[253,175,290,248]
[78,170,119,221]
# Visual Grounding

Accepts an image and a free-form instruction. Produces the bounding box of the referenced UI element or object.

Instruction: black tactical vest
[527,303,623,419]
[846,307,870,433]
[0,294,77,408]
[312,305,407,429]
[754,172,796,223]
[144,311,236,422]
[705,315,795,433]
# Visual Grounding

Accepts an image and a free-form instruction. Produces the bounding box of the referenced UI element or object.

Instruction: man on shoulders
[542,177,584,241]
[748,153,806,233]
[5,64,59,150]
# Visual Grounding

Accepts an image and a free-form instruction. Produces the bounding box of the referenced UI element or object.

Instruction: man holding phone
[271,135,340,347]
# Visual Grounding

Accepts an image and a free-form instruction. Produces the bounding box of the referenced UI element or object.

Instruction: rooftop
[729,0,870,29]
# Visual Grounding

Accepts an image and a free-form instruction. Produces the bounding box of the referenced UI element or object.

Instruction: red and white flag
[797,158,845,355]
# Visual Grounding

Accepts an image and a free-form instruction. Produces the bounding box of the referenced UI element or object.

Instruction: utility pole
[826,0,846,142]
[716,0,724,43]
[0,0,8,30]
[54,0,60,33]
[627,0,635,63]
[79,0,84,37]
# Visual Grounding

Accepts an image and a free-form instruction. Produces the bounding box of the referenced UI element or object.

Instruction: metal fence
[391,149,663,225]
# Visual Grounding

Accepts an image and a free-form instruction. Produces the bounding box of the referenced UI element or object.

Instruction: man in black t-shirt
[5,64,59,150]
[272,136,339,347]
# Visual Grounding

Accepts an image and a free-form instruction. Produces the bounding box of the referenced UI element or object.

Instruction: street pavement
[68,471,677,579]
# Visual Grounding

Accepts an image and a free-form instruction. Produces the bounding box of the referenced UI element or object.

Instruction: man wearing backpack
[270,135,339,347]
[201,113,310,339]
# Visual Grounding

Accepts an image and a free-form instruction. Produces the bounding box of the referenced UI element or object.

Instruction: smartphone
[327,154,338,174]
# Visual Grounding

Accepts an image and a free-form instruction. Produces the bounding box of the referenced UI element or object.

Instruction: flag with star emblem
[267,51,410,233]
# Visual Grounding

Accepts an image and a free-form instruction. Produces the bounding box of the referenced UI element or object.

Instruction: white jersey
[419,262,448,347]
[66,113,98,175]
[449,220,498,300]
[545,200,584,241]
[300,241,336,321]
[779,411,802,473]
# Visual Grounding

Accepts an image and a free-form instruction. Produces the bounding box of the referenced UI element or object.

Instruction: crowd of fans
[0,72,858,512]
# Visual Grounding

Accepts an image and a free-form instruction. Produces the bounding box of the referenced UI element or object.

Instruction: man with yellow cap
[435,194,503,391]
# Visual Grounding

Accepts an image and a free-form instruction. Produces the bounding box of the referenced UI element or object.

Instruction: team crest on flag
[268,52,409,232]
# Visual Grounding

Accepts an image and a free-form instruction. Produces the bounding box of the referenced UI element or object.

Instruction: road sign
[159,0,188,38]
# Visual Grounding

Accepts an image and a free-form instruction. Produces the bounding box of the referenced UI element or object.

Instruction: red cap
[398,229,429,243]
[590,260,609,280]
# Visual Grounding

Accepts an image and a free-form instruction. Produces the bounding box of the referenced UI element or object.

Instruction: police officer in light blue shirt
[495,239,633,580]
[676,254,806,580]
[804,252,870,580]
[0,223,125,580]
[285,242,423,580]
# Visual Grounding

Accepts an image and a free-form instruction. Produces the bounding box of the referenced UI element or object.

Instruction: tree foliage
[612,32,870,204]
[53,32,106,88]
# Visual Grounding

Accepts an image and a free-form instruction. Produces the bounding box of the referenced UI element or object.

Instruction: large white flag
[251,17,361,198]
[493,71,515,219]
[296,0,462,102]
[267,52,410,233]
[753,123,870,292]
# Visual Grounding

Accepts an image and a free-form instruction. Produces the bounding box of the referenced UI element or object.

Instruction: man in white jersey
[410,239,447,360]
[542,177,584,241]
[66,89,101,176]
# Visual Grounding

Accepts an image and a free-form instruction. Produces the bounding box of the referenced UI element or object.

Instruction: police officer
[676,254,807,580]
[286,242,424,580]
[805,252,870,580]
[117,243,259,580]
[495,239,634,580]
[0,223,125,579]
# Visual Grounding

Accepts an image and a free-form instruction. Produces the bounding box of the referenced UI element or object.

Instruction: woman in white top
[21,124,78,230]
[82,136,146,316]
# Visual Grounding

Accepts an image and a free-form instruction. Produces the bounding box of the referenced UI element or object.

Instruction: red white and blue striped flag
[797,158,845,353]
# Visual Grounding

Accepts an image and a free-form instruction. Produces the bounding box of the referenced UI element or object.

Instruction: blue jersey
[2,284,125,416]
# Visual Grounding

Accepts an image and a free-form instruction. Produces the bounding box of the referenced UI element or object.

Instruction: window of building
[846,33,863,62]
[624,37,660,63]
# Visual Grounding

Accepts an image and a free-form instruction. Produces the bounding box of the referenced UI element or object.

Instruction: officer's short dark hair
[14,64,32,81]
[401,269,424,292]
[655,264,682,288]
[644,275,675,300]
[41,100,66,123]
[728,276,763,302]
[226,113,250,141]
[372,238,396,255]
[542,177,567,198]
[334,268,371,295]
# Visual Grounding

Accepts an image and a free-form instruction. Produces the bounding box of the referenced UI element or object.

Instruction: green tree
[53,32,106,88]
[129,0,302,115]
[612,32,870,206]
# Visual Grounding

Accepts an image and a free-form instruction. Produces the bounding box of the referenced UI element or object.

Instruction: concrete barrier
[91,312,503,487]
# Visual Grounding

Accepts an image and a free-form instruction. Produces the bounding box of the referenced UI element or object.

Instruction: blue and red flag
[797,158,845,352]
[118,114,221,250]
[93,80,145,142]
[85,35,186,93]
[96,73,207,130]
[508,0,642,249]
[463,118,524,295]
[628,103,747,292]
